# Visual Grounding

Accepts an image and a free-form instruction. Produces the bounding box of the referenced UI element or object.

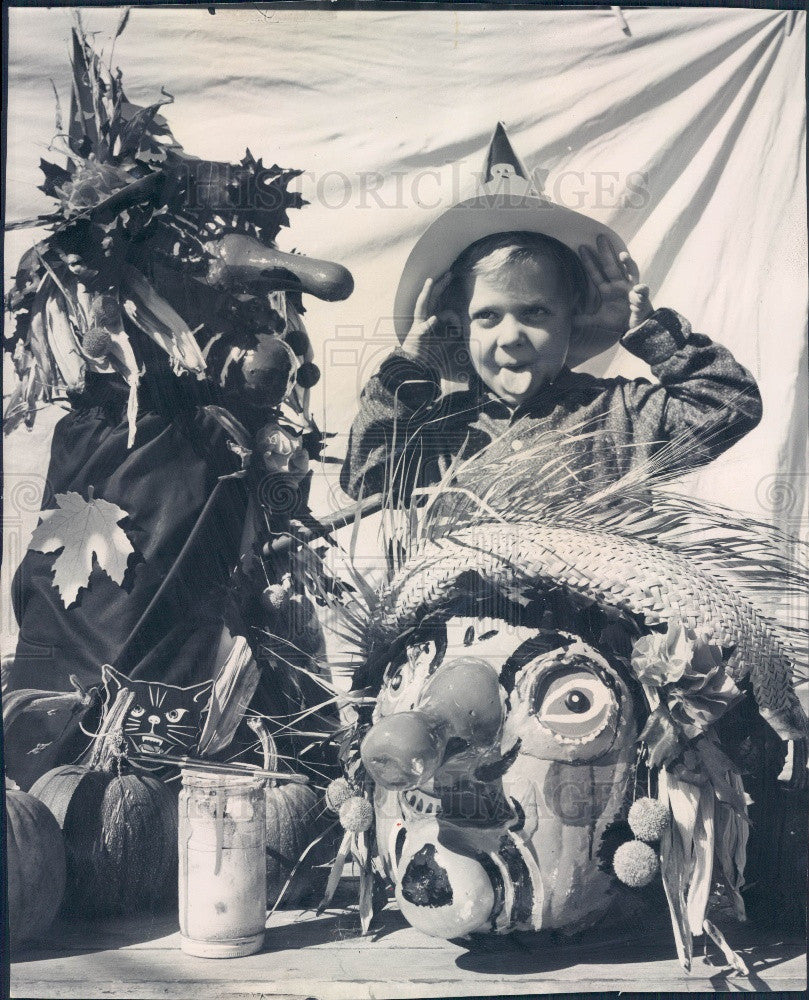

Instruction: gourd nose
[204,233,354,301]
[361,657,504,792]
[418,655,504,749]
[148,715,160,727]
[361,711,445,791]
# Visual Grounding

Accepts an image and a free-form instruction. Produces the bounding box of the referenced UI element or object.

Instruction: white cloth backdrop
[4,6,807,655]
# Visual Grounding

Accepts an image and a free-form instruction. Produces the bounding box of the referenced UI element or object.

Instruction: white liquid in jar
[179,772,267,958]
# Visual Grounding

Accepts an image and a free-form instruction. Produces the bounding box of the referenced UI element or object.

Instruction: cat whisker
[158,732,194,749]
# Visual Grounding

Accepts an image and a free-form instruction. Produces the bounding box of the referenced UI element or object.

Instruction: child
[341,127,761,503]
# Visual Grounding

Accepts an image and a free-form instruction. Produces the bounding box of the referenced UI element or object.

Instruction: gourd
[222,333,298,409]
[361,658,505,791]
[28,689,178,916]
[5,779,66,950]
[394,822,495,938]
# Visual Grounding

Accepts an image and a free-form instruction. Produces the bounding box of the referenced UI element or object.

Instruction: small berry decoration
[613,839,660,888]
[628,797,670,842]
[296,361,321,389]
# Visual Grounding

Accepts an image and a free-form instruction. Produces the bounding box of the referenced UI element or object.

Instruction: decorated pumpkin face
[362,616,639,938]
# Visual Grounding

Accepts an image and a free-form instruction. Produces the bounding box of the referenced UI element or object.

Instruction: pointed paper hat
[393,123,628,366]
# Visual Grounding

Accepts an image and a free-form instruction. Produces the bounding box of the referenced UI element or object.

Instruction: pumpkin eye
[130,705,146,718]
[533,669,614,739]
[166,708,188,723]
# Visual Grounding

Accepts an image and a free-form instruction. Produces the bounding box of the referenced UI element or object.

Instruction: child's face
[461,256,574,407]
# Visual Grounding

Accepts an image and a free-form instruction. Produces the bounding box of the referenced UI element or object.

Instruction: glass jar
[178,770,266,957]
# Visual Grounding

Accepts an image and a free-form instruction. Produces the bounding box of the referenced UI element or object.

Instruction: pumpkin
[29,764,178,917]
[265,782,325,907]
[5,779,66,950]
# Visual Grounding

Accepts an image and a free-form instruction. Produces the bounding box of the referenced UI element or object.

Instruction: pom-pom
[628,797,670,842]
[613,839,659,888]
[339,795,374,833]
[325,777,354,812]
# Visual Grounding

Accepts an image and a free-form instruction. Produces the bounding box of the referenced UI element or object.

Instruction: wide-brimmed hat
[393,123,627,366]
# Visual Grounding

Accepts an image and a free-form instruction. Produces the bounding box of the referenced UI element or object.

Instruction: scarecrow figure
[3,23,353,788]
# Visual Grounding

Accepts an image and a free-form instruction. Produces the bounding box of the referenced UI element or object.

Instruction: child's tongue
[499,367,534,397]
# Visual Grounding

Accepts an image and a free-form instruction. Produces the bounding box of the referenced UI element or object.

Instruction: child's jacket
[340,309,762,503]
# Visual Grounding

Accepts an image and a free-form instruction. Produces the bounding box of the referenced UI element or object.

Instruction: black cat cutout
[101,665,213,764]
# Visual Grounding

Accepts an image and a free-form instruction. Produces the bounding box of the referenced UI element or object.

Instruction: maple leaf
[28,488,134,608]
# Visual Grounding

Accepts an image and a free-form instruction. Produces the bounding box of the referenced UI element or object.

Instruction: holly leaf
[28,489,134,608]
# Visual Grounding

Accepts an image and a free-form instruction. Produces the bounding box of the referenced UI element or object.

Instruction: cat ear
[102,664,130,699]
[189,680,214,705]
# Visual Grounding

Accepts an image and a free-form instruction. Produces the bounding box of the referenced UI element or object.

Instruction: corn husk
[197,635,259,757]
[75,285,143,448]
[121,265,207,378]
[658,768,699,970]
[686,785,715,935]
[44,288,86,392]
[713,782,749,920]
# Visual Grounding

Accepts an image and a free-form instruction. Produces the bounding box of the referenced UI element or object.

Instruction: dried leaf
[658,768,695,971]
[686,784,714,935]
[317,829,352,915]
[28,489,134,607]
[703,919,749,975]
[114,7,130,39]
[714,780,749,920]
[694,736,751,816]
[638,705,682,768]
[50,80,64,133]
[359,854,374,935]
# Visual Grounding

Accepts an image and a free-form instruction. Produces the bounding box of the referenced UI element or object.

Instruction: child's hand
[574,236,654,349]
[402,273,463,375]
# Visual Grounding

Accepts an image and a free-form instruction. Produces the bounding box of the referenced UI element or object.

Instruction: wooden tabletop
[10,898,807,999]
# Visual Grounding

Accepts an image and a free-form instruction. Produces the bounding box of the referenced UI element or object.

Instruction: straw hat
[393,123,629,365]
